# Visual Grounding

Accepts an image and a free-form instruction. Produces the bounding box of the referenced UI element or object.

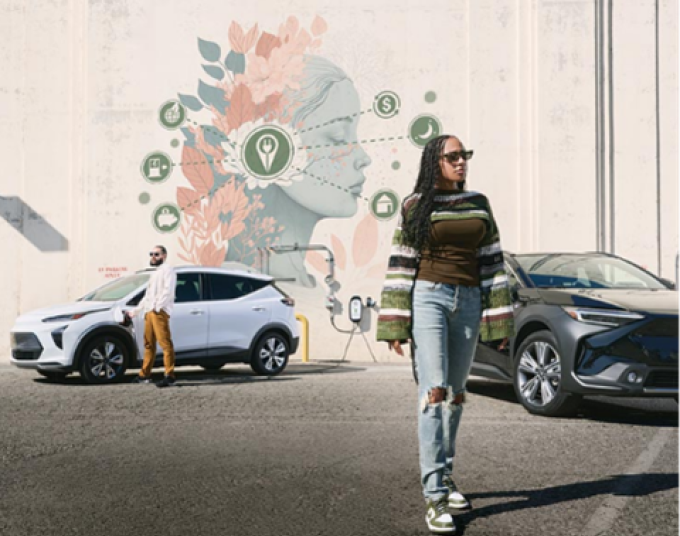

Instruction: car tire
[37,370,68,382]
[78,334,129,385]
[250,332,290,376]
[513,330,581,417]
[201,363,225,371]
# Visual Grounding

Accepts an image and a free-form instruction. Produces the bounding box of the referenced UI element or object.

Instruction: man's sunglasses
[149,252,163,258]
[441,150,474,163]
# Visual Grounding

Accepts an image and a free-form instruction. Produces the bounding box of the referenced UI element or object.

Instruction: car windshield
[514,254,668,290]
[79,273,151,302]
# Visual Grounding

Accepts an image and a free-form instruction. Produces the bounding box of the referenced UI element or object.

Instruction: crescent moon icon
[417,121,435,140]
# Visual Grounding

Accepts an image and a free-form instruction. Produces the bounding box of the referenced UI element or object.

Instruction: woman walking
[377,135,514,534]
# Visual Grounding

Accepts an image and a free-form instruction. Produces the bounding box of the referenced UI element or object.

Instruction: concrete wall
[1,0,677,361]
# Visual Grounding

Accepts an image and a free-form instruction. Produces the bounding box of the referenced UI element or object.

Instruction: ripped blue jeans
[412,279,481,501]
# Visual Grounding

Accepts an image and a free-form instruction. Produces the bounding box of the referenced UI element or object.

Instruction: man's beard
[150,258,164,267]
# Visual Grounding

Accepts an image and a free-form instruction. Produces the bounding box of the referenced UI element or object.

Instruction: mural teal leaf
[202,64,225,81]
[198,80,229,112]
[198,38,221,62]
[225,50,246,74]
[178,93,203,112]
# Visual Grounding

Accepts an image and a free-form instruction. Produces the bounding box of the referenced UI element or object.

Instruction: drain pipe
[257,244,337,304]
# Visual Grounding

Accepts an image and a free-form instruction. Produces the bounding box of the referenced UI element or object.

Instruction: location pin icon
[256,134,279,173]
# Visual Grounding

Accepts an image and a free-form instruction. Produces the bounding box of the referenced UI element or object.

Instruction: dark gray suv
[471,252,678,417]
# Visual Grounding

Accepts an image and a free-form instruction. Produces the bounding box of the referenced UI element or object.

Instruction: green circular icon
[373,91,401,119]
[408,114,443,148]
[139,192,151,205]
[170,139,180,148]
[158,100,186,130]
[391,161,401,170]
[141,151,173,183]
[152,203,182,234]
[241,125,294,180]
[369,189,401,221]
[424,91,437,103]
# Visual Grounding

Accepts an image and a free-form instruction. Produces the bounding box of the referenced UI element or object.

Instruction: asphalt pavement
[0,361,677,536]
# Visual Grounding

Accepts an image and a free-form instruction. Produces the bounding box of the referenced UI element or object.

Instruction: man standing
[127,245,177,388]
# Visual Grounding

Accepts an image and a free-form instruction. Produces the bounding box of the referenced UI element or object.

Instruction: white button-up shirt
[132,263,177,316]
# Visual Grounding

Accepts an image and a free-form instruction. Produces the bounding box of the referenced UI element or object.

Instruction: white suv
[10,267,300,384]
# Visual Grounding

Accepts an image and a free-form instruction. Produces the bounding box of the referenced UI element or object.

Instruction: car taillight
[281,297,295,307]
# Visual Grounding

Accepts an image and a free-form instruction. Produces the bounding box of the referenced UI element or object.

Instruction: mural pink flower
[176,15,328,268]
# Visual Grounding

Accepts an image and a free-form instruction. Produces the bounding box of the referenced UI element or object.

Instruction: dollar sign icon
[373,91,400,119]
[381,97,393,113]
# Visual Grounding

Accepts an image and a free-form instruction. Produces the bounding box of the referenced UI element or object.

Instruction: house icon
[376,194,394,216]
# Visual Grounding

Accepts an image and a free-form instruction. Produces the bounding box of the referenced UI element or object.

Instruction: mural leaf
[255,32,281,59]
[178,93,203,112]
[228,21,246,52]
[227,84,255,132]
[311,15,328,37]
[225,50,246,75]
[331,235,347,271]
[202,64,225,81]
[198,80,229,112]
[182,146,215,195]
[243,24,260,53]
[198,38,221,62]
[177,186,202,215]
[305,250,327,274]
[352,214,379,267]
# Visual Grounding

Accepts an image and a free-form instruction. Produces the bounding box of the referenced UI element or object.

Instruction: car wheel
[37,370,68,382]
[201,363,225,371]
[251,332,289,376]
[513,330,581,417]
[78,335,129,385]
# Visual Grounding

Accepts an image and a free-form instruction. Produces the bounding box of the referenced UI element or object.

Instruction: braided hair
[402,135,464,250]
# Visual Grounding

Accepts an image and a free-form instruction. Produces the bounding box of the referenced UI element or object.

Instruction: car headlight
[42,309,109,323]
[561,307,645,327]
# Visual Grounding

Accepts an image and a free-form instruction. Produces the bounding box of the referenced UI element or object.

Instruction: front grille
[10,332,43,360]
[12,349,42,360]
[644,370,679,389]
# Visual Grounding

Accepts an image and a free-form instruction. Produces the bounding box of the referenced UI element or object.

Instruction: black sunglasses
[149,252,163,258]
[441,150,474,163]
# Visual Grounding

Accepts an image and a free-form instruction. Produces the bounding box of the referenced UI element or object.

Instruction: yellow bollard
[295,313,310,363]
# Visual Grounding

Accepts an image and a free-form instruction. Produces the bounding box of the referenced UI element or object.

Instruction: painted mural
[139,15,444,295]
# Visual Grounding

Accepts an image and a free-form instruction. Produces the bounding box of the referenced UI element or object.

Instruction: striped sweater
[376,190,515,343]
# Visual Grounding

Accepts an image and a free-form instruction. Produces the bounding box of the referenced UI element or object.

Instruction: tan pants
[140,310,175,378]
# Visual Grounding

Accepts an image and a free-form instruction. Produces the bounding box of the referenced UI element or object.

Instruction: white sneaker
[425,497,456,534]
[443,476,470,509]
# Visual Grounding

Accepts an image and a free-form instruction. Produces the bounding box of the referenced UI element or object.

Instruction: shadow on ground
[33,362,366,388]
[454,473,678,534]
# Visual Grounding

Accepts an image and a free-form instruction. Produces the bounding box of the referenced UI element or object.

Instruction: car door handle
[190,309,205,315]
[252,306,267,312]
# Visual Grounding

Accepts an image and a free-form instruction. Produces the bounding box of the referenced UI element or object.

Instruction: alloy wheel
[259,337,287,372]
[517,341,562,407]
[88,341,125,381]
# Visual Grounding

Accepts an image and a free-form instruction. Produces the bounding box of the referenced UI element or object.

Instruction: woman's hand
[498,337,509,351]
[387,340,410,356]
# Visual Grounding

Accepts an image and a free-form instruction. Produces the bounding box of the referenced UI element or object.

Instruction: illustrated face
[284,79,372,218]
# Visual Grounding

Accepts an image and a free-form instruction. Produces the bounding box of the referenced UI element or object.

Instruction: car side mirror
[660,278,676,290]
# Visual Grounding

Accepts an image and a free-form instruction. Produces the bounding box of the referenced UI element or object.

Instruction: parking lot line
[581,428,674,536]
